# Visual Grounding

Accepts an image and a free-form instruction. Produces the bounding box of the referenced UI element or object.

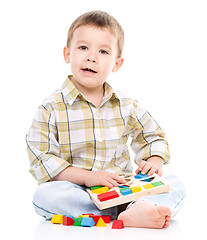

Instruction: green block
[73,217,83,226]
[121,187,130,190]
[151,181,164,187]
[90,186,103,190]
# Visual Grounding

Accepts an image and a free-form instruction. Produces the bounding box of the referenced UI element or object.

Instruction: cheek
[70,53,82,68]
[101,58,116,72]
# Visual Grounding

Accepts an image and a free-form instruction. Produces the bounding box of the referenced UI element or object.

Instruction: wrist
[147,156,164,168]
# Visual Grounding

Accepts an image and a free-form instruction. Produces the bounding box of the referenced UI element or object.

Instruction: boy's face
[64,26,123,93]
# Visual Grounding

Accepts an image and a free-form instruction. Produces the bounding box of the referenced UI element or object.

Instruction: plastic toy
[96,217,107,227]
[62,216,75,226]
[81,217,95,227]
[51,215,63,224]
[86,173,170,210]
[112,220,124,229]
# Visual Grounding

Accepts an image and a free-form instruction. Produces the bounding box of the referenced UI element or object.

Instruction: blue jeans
[32,175,185,220]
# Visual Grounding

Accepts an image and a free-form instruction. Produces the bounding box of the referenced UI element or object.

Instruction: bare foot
[118,201,172,229]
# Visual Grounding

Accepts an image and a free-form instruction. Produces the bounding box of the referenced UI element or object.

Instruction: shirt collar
[60,75,121,106]
[103,81,122,104]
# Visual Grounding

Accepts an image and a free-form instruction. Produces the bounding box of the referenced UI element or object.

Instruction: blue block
[81,217,95,227]
[121,188,132,196]
[134,173,149,179]
[118,185,129,188]
[140,178,151,182]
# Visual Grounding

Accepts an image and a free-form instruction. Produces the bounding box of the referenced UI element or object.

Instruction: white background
[0,0,206,239]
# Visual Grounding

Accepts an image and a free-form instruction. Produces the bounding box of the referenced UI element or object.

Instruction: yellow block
[130,186,142,193]
[96,217,107,227]
[78,215,89,218]
[51,215,63,224]
[143,183,155,190]
[92,186,109,194]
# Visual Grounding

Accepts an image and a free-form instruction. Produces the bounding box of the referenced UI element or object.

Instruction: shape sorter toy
[86,173,170,210]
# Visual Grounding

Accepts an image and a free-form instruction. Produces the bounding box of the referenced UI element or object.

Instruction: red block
[91,215,101,225]
[82,213,94,216]
[62,216,75,226]
[97,190,119,202]
[102,215,111,223]
[112,220,124,229]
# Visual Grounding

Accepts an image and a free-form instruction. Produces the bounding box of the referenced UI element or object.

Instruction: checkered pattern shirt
[26,76,170,183]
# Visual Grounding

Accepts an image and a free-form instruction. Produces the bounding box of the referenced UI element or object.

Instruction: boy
[26,11,185,229]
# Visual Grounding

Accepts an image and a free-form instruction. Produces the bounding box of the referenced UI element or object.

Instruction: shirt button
[96,162,101,167]
[98,139,103,143]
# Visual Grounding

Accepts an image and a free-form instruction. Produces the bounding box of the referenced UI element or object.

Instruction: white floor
[28,199,205,240]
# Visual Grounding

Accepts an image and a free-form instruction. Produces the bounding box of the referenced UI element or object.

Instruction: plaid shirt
[26,76,170,183]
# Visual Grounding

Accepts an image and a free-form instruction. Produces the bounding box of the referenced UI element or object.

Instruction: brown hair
[66,11,124,57]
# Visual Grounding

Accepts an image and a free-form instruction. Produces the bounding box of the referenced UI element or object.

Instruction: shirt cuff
[29,155,71,184]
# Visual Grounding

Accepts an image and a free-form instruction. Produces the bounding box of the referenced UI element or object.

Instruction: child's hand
[84,171,126,188]
[135,156,164,176]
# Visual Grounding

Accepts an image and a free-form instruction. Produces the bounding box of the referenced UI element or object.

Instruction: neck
[84,86,104,107]
[71,78,104,107]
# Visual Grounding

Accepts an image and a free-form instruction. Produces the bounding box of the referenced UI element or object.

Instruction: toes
[163,220,171,228]
[157,206,172,217]
[162,215,171,228]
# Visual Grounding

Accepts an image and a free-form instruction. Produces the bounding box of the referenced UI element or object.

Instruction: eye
[99,50,108,55]
[79,46,88,50]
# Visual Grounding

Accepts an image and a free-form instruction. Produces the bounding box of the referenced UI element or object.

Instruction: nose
[87,58,96,63]
[86,52,97,63]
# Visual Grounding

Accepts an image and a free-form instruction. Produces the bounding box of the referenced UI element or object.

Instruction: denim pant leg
[131,175,186,217]
[32,181,118,220]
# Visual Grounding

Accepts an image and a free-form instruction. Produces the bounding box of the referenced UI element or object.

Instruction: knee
[164,175,186,198]
[33,181,75,205]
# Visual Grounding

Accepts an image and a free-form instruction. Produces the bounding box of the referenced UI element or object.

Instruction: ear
[63,47,70,63]
[112,57,124,72]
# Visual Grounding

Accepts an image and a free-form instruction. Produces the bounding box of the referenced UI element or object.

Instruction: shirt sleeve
[130,100,170,165]
[26,103,70,183]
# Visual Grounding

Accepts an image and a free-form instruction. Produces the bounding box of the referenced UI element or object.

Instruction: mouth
[82,68,97,74]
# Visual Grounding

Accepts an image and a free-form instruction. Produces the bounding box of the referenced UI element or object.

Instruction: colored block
[120,187,130,190]
[118,185,130,188]
[90,186,103,190]
[73,217,83,226]
[97,190,119,202]
[81,217,95,227]
[112,220,124,229]
[143,183,155,190]
[102,215,111,223]
[65,215,75,221]
[130,186,142,193]
[152,181,164,187]
[96,217,107,227]
[140,178,151,182]
[62,216,75,226]
[134,172,149,179]
[51,215,63,224]
[120,188,132,196]
[78,214,89,218]
[82,213,94,216]
[91,215,101,225]
[92,186,109,194]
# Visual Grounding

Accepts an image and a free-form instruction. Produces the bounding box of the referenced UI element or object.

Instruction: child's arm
[51,166,126,188]
[130,100,170,175]
[135,156,164,176]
